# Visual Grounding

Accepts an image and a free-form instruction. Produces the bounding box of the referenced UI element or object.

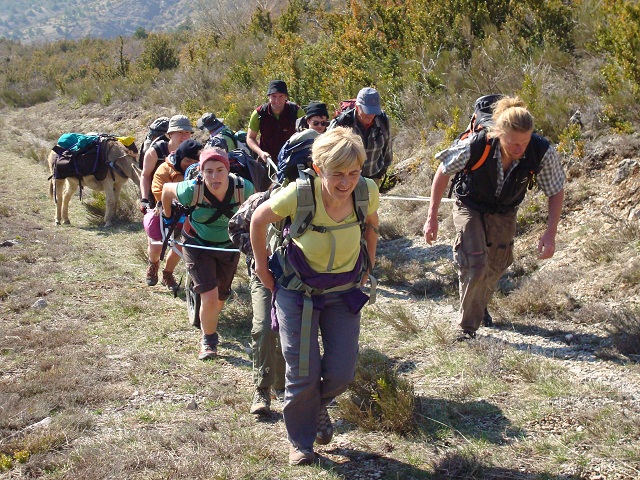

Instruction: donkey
[48,139,141,227]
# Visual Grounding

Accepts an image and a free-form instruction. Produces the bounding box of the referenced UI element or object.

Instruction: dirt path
[1,103,639,479]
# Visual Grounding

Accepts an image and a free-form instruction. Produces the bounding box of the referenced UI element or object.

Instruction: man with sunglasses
[296,101,330,134]
[329,87,393,186]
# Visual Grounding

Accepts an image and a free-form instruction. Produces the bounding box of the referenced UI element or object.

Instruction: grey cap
[167,115,194,133]
[356,87,382,115]
[149,116,170,133]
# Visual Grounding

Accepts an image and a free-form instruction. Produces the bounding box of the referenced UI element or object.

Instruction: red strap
[470,143,491,171]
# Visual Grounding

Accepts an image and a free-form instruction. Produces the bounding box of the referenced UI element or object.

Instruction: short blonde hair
[312,127,366,172]
[490,96,534,138]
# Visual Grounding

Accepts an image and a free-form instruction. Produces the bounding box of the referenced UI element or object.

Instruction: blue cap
[356,87,382,115]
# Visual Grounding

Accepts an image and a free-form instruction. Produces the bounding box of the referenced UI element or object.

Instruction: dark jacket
[454,130,550,214]
[330,108,392,179]
[256,102,300,160]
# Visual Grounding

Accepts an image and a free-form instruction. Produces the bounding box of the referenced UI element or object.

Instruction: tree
[140,34,179,71]
[134,27,148,39]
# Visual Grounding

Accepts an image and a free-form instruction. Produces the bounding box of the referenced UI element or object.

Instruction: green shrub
[134,27,148,39]
[139,34,179,71]
[339,348,415,435]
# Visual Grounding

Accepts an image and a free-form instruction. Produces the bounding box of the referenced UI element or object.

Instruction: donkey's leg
[61,179,77,225]
[54,179,67,225]
[112,181,124,216]
[53,179,62,225]
[103,178,117,227]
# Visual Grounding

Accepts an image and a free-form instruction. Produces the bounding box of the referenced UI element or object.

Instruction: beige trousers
[452,202,517,333]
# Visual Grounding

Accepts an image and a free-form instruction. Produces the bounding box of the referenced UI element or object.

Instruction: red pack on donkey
[48,133,140,227]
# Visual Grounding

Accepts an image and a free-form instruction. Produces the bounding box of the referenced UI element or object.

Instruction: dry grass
[1,93,639,479]
[498,269,580,320]
[372,303,420,336]
[375,256,424,286]
[606,307,640,356]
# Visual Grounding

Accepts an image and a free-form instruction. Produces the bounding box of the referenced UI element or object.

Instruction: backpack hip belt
[273,240,375,378]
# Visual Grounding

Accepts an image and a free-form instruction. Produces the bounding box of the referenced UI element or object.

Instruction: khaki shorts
[183,242,240,300]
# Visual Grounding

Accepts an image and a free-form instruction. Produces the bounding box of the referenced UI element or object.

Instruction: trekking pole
[265,155,279,183]
[160,203,187,261]
[160,211,177,261]
[380,194,457,203]
[172,240,240,252]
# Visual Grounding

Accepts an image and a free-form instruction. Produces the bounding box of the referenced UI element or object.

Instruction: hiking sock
[202,332,219,348]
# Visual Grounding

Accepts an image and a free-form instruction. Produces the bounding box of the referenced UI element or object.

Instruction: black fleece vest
[256,102,299,160]
[454,131,550,214]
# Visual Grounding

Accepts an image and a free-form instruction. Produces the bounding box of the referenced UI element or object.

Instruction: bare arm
[161,183,178,218]
[423,164,451,244]
[538,188,564,259]
[250,199,284,290]
[140,148,159,201]
[365,212,379,267]
[247,128,270,163]
[362,211,379,286]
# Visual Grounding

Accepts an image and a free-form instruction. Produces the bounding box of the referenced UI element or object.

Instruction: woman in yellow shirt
[250,127,379,466]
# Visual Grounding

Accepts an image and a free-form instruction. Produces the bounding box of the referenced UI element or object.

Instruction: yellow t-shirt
[270,177,379,273]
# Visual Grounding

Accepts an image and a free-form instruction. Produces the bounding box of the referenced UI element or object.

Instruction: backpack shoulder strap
[352,176,370,225]
[230,172,246,206]
[466,129,496,172]
[289,176,316,239]
[377,112,390,139]
[191,175,205,208]
[447,130,497,198]
[336,108,355,127]
[151,138,169,160]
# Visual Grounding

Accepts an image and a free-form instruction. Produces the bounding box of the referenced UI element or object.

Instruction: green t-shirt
[176,176,255,245]
[270,177,379,273]
[248,105,306,131]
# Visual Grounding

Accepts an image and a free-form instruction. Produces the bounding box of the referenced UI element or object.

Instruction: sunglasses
[311,120,329,127]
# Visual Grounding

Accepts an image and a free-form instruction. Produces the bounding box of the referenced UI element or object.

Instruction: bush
[607,307,640,355]
[139,34,179,71]
[338,348,415,435]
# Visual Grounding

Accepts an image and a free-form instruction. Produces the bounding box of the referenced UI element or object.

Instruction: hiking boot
[289,445,315,466]
[315,406,333,445]
[483,308,493,327]
[146,260,159,286]
[250,387,271,415]
[271,388,285,402]
[198,332,218,361]
[198,344,217,360]
[456,331,477,342]
[161,269,179,293]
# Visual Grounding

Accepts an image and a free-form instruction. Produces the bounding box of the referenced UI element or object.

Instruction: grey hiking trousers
[250,275,286,390]
[275,287,360,451]
[452,202,517,333]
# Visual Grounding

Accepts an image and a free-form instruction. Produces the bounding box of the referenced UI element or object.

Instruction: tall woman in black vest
[140,115,194,289]
[423,96,566,340]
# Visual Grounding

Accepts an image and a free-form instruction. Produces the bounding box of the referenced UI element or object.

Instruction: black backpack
[138,117,170,169]
[456,94,503,143]
[447,94,503,198]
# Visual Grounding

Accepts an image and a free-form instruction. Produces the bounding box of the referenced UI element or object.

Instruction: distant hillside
[0,0,244,43]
